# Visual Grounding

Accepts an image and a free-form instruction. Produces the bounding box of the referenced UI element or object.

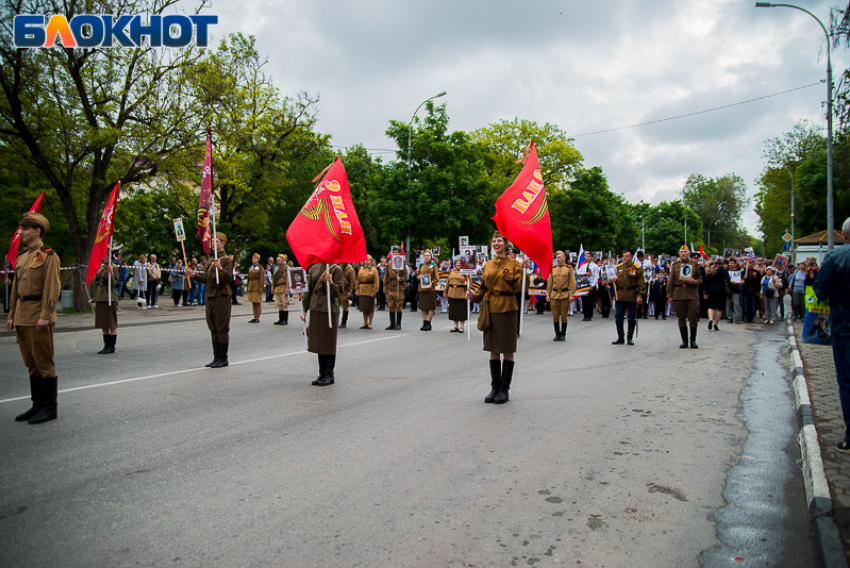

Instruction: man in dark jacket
[813,217,850,453]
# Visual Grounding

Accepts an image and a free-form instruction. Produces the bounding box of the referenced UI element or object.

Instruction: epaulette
[616,262,624,267]
[40,245,55,255]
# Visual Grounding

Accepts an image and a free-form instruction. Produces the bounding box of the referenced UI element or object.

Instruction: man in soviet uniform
[6,212,61,424]
[384,247,408,330]
[612,249,646,346]
[546,250,576,342]
[186,232,232,367]
[669,244,703,349]
[338,262,356,329]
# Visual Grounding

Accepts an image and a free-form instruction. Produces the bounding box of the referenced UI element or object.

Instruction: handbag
[477,297,491,331]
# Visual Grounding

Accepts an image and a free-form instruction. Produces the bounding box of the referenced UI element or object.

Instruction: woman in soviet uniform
[185,231,233,368]
[467,231,524,404]
[356,255,379,329]
[246,253,264,323]
[301,263,345,386]
[546,250,576,342]
[417,249,439,331]
[446,264,468,333]
[91,258,119,354]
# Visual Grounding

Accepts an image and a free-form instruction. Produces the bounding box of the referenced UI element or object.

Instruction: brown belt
[450,285,464,288]
[22,295,43,302]
[493,291,515,297]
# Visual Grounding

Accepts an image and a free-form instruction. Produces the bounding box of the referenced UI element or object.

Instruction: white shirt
[587,262,600,287]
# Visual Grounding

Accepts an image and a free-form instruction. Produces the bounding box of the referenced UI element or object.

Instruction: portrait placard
[436,277,447,292]
[432,246,441,258]
[420,274,432,288]
[288,267,308,294]
[772,254,789,273]
[459,245,478,275]
[173,218,186,242]
[574,274,594,297]
[729,270,743,285]
[459,236,469,248]
[680,264,693,279]
[604,264,618,281]
[391,254,405,270]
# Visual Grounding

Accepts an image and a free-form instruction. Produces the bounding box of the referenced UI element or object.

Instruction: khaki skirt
[308,311,338,355]
[246,285,263,304]
[483,311,517,354]
[359,295,375,315]
[418,290,436,311]
[448,297,467,322]
[94,301,118,331]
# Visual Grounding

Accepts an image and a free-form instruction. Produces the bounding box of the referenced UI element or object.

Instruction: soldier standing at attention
[302,263,344,386]
[546,250,576,342]
[612,249,646,346]
[246,253,264,323]
[272,254,289,325]
[384,246,408,330]
[338,262,356,329]
[6,212,61,424]
[669,245,703,349]
[186,232,232,368]
[91,258,119,354]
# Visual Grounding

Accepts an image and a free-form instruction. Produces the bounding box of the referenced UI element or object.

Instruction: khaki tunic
[198,255,233,297]
[9,244,61,378]
[93,265,119,331]
[471,257,522,313]
[356,267,380,296]
[547,264,576,322]
[9,245,61,326]
[339,264,356,310]
[446,270,468,300]
[303,264,345,355]
[614,262,647,302]
[246,265,264,303]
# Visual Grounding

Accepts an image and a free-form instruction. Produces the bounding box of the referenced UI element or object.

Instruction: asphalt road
[0,309,816,567]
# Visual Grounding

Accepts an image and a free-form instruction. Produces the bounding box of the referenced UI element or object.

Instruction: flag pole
[326,265,332,328]
[299,293,308,349]
[466,275,471,342]
[518,255,527,337]
[210,193,219,284]
[108,235,113,306]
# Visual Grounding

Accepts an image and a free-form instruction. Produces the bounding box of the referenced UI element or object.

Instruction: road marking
[0,335,401,404]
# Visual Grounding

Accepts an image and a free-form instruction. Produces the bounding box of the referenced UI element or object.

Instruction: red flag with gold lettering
[7,191,45,269]
[492,141,553,280]
[197,131,214,255]
[286,156,367,267]
[85,182,120,284]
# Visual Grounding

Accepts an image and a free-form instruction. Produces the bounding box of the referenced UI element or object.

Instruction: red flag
[7,191,45,269]
[198,131,213,255]
[492,141,553,280]
[699,244,710,260]
[86,182,121,284]
[400,241,406,258]
[286,156,367,267]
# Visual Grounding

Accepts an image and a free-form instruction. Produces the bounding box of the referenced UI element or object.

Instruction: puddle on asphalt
[699,330,815,567]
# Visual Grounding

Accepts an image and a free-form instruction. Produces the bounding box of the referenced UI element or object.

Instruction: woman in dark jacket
[703,259,730,331]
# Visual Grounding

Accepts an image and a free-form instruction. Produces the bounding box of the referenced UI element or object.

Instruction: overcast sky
[206,0,847,237]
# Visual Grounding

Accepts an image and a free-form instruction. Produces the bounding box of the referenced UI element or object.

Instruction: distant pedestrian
[133,254,148,308]
[812,217,850,453]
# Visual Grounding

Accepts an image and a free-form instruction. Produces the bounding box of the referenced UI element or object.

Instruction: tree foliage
[682,173,748,250]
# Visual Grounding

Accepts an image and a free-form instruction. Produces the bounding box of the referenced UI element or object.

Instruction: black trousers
[582,288,597,319]
[615,300,637,326]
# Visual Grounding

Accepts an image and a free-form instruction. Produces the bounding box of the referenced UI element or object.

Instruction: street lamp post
[406,91,447,259]
[756,2,834,250]
[785,164,796,263]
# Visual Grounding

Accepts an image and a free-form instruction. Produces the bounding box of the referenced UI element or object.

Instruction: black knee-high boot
[612,322,625,344]
[97,334,110,354]
[340,311,349,329]
[394,312,402,330]
[560,321,568,341]
[553,322,560,341]
[494,360,514,404]
[210,343,229,368]
[679,326,689,349]
[29,376,57,424]
[690,326,699,349]
[317,355,335,386]
[385,312,396,330]
[627,321,636,346]
[485,360,501,403]
[312,355,326,385]
[205,342,219,367]
[15,375,41,422]
[282,311,289,325]
[274,311,285,325]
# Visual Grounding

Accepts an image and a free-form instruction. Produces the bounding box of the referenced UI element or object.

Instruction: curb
[786,316,848,568]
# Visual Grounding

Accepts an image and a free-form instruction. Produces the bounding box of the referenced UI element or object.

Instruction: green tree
[628,201,704,256]
[682,173,748,250]
[470,118,583,190]
[0,0,206,309]
[383,102,499,253]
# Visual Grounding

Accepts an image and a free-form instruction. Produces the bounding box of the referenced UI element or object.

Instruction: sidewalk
[1,296,296,335]
[794,318,850,563]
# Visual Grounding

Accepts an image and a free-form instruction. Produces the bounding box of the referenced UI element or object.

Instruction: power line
[567,82,822,138]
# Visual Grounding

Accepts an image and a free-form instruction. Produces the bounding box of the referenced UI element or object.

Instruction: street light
[785,164,796,263]
[756,2,834,250]
[406,91,447,259]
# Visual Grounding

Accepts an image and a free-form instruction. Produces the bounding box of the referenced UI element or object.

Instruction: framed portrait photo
[287,267,308,294]
[391,254,405,270]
